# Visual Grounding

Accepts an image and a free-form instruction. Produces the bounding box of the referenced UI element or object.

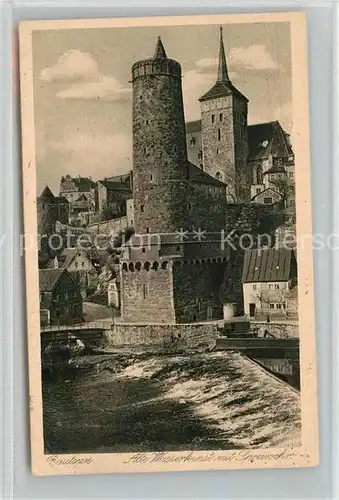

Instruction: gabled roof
[39,268,65,292]
[188,162,225,187]
[251,187,282,202]
[242,248,296,283]
[248,121,293,161]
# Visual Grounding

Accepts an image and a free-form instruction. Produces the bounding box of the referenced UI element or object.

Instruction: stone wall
[120,262,176,323]
[251,321,299,338]
[105,322,218,349]
[172,260,225,322]
[87,216,128,236]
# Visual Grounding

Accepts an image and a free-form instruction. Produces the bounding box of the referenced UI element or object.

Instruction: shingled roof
[242,248,296,283]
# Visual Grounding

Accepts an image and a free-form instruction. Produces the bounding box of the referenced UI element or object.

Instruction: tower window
[211,114,215,124]
[219,113,223,122]
[139,95,143,100]
[140,205,144,212]
[146,227,149,233]
[216,148,220,154]
[215,171,223,181]
[142,284,148,299]
[150,174,153,181]
[144,146,147,154]
[218,129,221,141]
[145,119,149,125]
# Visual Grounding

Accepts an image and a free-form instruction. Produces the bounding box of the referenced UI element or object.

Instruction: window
[219,113,223,122]
[140,205,144,212]
[190,137,196,146]
[216,148,220,154]
[269,303,274,309]
[55,294,59,302]
[142,284,148,299]
[282,303,286,309]
[289,172,294,178]
[65,292,68,300]
[82,262,85,268]
[268,284,273,290]
[139,95,143,100]
[256,188,261,195]
[142,248,146,253]
[150,174,153,181]
[145,119,149,125]
[198,151,202,160]
[276,303,282,309]
[144,146,147,154]
[75,261,78,268]
[187,201,191,210]
[215,171,223,181]
[176,246,181,251]
[146,227,149,234]
[253,284,257,290]
[264,197,273,204]
[211,114,215,123]
[218,129,221,141]
[275,284,280,289]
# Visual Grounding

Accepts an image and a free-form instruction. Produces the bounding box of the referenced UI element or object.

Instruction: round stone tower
[132,37,189,234]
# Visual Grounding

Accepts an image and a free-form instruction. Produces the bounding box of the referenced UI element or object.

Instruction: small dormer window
[190,137,196,146]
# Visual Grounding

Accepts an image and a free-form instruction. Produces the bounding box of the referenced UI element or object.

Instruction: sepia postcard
[19,12,319,476]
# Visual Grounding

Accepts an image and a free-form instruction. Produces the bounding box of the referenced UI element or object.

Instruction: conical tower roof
[39,185,55,200]
[153,36,167,59]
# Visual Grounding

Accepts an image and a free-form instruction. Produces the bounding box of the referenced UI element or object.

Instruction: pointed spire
[217,26,230,83]
[153,36,167,59]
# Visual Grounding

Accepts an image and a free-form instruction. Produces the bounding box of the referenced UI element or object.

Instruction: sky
[32,22,292,195]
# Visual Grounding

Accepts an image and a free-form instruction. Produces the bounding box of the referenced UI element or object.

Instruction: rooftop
[39,268,65,292]
[242,248,296,283]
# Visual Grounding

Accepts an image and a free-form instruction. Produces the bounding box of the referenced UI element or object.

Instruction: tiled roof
[39,268,64,292]
[242,248,295,283]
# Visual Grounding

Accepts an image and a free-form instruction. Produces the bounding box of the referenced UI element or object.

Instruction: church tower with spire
[199,27,250,202]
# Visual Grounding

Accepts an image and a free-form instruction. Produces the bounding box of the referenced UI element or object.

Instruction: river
[42,351,301,454]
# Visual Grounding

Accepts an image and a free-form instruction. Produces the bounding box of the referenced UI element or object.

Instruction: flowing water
[42,351,301,454]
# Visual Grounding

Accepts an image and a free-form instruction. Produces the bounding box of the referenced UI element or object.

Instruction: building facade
[242,248,298,318]
[39,268,83,326]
